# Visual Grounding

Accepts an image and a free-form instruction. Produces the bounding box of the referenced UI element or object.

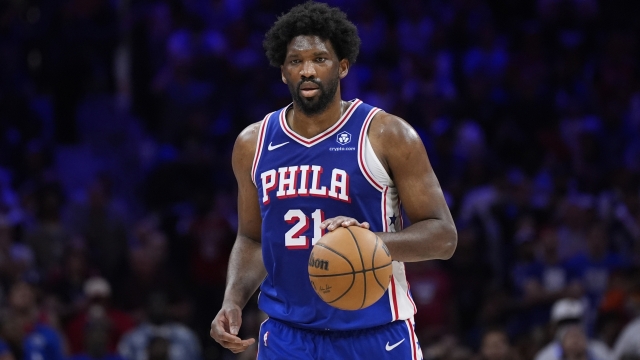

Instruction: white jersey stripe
[390,262,417,322]
[251,113,273,186]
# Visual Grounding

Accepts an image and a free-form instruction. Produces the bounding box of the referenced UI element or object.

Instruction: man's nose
[300,61,317,77]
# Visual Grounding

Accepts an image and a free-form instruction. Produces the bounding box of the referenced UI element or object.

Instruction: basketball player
[210,2,457,359]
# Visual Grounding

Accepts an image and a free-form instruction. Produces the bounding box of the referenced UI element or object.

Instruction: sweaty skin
[210,35,457,353]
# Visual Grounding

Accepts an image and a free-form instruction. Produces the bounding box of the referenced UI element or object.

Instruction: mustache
[297,79,323,91]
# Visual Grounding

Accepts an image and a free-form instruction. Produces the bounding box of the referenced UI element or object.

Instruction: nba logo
[336,131,351,145]
[263,331,269,346]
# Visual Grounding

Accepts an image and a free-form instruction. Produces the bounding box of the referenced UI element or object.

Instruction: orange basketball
[308,226,393,311]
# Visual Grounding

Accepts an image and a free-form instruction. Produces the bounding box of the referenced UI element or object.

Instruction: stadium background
[0,0,639,359]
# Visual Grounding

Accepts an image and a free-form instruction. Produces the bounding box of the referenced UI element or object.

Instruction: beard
[288,74,340,116]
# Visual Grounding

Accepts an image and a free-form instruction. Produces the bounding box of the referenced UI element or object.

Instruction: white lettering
[276,166,299,198]
[298,165,310,196]
[309,165,327,196]
[328,169,349,202]
[260,165,349,202]
[261,169,277,204]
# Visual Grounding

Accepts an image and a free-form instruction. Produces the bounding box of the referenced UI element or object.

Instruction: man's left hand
[320,216,370,232]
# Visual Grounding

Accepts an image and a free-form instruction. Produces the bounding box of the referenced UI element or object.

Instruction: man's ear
[339,59,350,79]
[281,66,287,84]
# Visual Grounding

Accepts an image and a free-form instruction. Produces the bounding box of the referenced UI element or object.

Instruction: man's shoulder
[367,110,423,149]
[235,120,265,148]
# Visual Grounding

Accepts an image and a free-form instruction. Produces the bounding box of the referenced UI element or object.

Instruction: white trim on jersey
[357,106,416,325]
[251,113,273,187]
[388,262,417,322]
[279,99,363,147]
[363,131,393,188]
[404,318,422,360]
[357,107,385,191]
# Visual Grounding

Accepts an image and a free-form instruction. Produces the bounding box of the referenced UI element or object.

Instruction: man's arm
[210,122,266,353]
[369,112,457,262]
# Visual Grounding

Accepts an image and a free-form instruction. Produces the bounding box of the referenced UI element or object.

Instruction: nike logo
[268,141,289,151]
[385,339,405,351]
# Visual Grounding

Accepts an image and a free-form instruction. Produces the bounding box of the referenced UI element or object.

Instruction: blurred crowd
[0,0,640,359]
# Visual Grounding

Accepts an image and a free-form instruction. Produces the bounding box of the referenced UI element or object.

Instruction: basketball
[308,226,393,311]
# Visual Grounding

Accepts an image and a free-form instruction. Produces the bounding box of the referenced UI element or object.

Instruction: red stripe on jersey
[251,113,272,185]
[406,318,418,360]
[279,99,362,146]
[390,276,399,320]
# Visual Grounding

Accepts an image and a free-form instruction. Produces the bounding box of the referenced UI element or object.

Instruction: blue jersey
[252,99,416,331]
[23,323,66,360]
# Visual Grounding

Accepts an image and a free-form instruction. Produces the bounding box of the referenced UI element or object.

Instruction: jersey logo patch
[336,131,351,145]
[268,141,289,151]
[385,339,405,351]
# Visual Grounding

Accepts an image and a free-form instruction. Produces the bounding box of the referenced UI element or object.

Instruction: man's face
[281,35,348,115]
[561,326,589,360]
[480,331,510,360]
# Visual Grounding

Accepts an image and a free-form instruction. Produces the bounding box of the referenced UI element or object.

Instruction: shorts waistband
[268,317,400,337]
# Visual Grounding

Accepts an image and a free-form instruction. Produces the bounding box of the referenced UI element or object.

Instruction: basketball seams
[345,227,367,309]
[309,262,391,277]
[311,242,357,304]
[308,227,393,311]
[371,236,388,290]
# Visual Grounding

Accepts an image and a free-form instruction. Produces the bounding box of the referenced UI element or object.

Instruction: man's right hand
[210,303,255,354]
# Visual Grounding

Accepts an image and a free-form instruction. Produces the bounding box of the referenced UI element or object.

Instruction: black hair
[263,1,361,67]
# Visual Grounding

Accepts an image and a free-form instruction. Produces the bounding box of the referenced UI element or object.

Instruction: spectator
[611,289,640,359]
[115,220,190,323]
[66,277,135,356]
[558,325,599,360]
[69,318,125,360]
[24,181,71,277]
[0,281,66,360]
[47,239,98,324]
[534,298,611,360]
[65,175,130,286]
[118,292,202,360]
[473,328,521,360]
[1,0,640,359]
[564,221,629,332]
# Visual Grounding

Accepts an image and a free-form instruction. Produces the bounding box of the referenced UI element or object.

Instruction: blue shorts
[257,318,423,360]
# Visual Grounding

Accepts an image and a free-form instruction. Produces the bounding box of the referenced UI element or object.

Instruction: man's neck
[288,97,347,139]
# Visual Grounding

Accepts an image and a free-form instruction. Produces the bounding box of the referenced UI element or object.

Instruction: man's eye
[316,58,326,62]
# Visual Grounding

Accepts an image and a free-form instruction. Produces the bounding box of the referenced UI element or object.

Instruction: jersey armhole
[360,110,394,189]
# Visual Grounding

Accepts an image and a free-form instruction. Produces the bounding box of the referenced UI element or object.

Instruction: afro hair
[263,1,361,67]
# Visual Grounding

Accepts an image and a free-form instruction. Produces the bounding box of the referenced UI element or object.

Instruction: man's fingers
[210,316,242,344]
[222,338,255,353]
[227,308,242,335]
[320,217,368,231]
[210,327,242,344]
